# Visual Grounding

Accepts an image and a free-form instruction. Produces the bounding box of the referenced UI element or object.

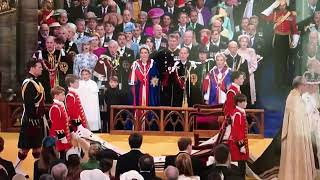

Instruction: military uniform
[18,74,46,149]
[153,48,179,106]
[172,61,191,107]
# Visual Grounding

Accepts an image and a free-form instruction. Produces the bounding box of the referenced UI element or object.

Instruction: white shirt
[243,0,254,18]
[211,36,221,47]
[179,24,187,34]
[196,8,204,26]
[118,46,126,56]
[184,44,192,50]
[168,6,174,14]
[102,6,108,15]
[155,38,161,50]
[133,36,141,44]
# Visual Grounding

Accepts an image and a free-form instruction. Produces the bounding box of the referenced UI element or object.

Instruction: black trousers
[238,160,246,178]
[273,34,292,86]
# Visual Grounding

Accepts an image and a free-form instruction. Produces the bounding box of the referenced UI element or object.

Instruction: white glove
[240,146,246,154]
[261,1,280,16]
[60,136,68,144]
[76,124,93,138]
[290,34,300,48]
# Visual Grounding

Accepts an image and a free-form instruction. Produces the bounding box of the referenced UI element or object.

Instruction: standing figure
[65,74,87,132]
[77,69,101,132]
[261,0,299,86]
[73,36,98,77]
[49,86,72,159]
[279,76,316,180]
[129,46,160,107]
[15,60,46,177]
[228,94,249,179]
[237,35,258,105]
[203,53,232,105]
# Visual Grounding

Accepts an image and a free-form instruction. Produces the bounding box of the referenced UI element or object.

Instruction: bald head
[165,166,179,180]
[153,24,162,38]
[123,10,131,23]
[51,163,68,180]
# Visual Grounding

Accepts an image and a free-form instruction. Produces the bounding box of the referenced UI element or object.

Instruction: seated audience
[0,136,16,179]
[34,136,59,180]
[165,137,203,176]
[97,149,118,178]
[164,166,179,180]
[203,144,243,180]
[116,133,155,177]
[81,143,101,170]
[120,170,144,180]
[138,154,161,180]
[66,148,82,180]
[39,174,54,180]
[51,163,68,180]
[80,169,110,180]
[175,153,200,180]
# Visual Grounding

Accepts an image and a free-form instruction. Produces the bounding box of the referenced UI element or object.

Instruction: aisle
[0,133,271,179]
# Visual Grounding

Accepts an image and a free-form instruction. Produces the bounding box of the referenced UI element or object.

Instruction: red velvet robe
[65,89,87,131]
[49,100,72,152]
[223,83,241,116]
[228,106,249,161]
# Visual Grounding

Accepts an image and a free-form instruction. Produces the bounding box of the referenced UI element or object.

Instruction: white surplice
[77,79,101,131]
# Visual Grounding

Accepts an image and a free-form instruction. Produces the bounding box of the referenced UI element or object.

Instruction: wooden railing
[110,105,265,138]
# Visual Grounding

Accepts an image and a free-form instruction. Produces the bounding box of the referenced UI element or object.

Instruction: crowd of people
[4,0,320,179]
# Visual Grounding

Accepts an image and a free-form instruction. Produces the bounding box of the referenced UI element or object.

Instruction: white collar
[184,44,192,49]
[215,164,229,167]
[131,148,141,151]
[179,24,186,28]
[230,53,238,58]
[232,83,240,91]
[155,37,161,41]
[236,106,245,113]
[181,60,187,65]
[212,36,221,46]
[68,87,77,92]
[53,99,64,106]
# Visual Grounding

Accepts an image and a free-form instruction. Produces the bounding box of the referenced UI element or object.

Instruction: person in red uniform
[228,94,249,179]
[49,86,72,159]
[64,74,87,132]
[261,0,299,86]
[223,71,245,116]
[216,71,245,145]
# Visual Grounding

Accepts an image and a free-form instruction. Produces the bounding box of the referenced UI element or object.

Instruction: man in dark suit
[75,18,91,39]
[115,10,134,36]
[141,0,164,12]
[201,144,243,180]
[153,24,168,51]
[247,24,264,56]
[163,0,180,22]
[69,0,97,22]
[172,12,189,37]
[210,30,229,54]
[182,30,199,61]
[233,17,250,41]
[164,137,203,176]
[96,0,110,19]
[116,133,155,177]
[139,154,161,180]
[187,9,204,42]
[0,137,16,180]
[133,23,147,45]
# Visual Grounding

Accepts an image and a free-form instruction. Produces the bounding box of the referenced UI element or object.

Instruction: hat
[120,170,143,180]
[77,36,94,44]
[66,147,81,161]
[80,169,109,180]
[53,9,67,16]
[86,11,98,20]
[123,22,135,33]
[148,8,164,19]
[49,22,61,28]
[42,136,56,148]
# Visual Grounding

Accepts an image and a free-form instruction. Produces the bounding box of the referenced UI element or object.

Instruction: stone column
[16,0,38,84]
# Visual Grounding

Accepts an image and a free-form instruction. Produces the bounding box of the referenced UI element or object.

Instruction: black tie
[106,36,110,42]
[83,6,88,15]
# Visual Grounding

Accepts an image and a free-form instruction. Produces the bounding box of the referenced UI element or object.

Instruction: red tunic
[65,89,87,131]
[262,10,298,35]
[228,106,249,161]
[223,83,241,116]
[49,100,72,152]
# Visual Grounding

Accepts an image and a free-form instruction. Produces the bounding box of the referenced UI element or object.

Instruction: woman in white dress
[77,69,101,131]
[237,35,258,105]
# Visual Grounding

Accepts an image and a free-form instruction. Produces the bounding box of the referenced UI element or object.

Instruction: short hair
[234,94,247,105]
[200,28,211,36]
[231,71,245,82]
[65,74,79,87]
[177,137,192,151]
[66,23,77,33]
[250,15,259,20]
[81,69,91,74]
[214,144,230,164]
[51,86,65,97]
[99,158,113,173]
[0,137,3,152]
[179,11,188,18]
[117,32,126,39]
[54,36,65,45]
[164,166,179,180]
[26,59,42,72]
[189,9,198,15]
[292,76,306,88]
[139,154,154,171]
[175,153,194,176]
[39,174,54,180]
[128,132,143,149]
[242,17,250,22]
[88,143,101,160]
[109,76,119,82]
[168,33,179,41]
[75,18,85,24]
[51,163,68,180]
